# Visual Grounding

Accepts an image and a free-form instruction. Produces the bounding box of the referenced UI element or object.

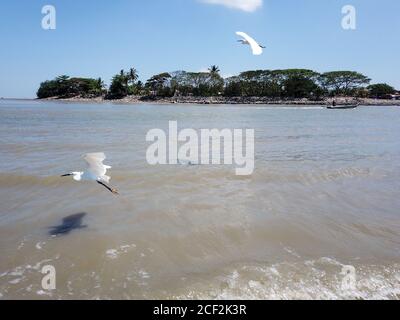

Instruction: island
[37,67,400,106]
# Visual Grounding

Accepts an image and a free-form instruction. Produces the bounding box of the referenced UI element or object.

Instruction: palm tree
[56,75,69,83]
[97,77,105,94]
[118,69,128,88]
[207,66,223,96]
[129,68,139,85]
[208,65,220,77]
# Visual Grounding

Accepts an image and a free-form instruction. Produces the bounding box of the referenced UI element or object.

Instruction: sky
[0,0,399,98]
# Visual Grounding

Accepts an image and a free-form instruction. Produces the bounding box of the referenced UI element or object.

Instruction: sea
[0,99,399,299]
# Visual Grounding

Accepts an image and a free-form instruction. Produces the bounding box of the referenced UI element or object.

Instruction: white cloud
[201,0,263,12]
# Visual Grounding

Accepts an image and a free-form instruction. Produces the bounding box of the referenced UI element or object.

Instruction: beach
[0,99,399,299]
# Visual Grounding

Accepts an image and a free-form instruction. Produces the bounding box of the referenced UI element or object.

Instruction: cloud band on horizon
[200,0,263,12]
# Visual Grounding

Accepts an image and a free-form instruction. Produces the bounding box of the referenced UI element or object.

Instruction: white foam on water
[8,278,22,285]
[105,249,118,260]
[0,258,58,298]
[174,258,400,300]
[139,270,151,279]
[105,243,137,260]
[283,247,301,258]
[35,241,46,250]
[36,290,53,297]
[17,238,26,250]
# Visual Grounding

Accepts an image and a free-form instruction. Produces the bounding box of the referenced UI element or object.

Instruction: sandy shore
[41,96,400,106]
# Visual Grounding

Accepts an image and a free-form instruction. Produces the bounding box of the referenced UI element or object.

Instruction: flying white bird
[61,153,119,195]
[236,31,265,55]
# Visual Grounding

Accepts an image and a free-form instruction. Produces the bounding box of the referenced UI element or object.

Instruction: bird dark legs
[61,174,118,195]
[97,180,119,195]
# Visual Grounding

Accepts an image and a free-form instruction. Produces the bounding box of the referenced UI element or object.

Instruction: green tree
[106,68,140,99]
[37,80,59,99]
[321,71,371,95]
[283,75,322,99]
[167,71,222,97]
[207,66,224,96]
[223,69,322,98]
[107,74,128,99]
[223,76,242,96]
[128,68,139,85]
[367,83,395,98]
[145,72,172,97]
[37,76,104,99]
[278,69,322,98]
[134,80,144,95]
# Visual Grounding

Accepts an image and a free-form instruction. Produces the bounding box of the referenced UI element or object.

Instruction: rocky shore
[43,96,400,106]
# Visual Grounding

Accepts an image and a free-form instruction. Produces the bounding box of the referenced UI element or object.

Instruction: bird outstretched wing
[236,31,263,55]
[83,153,112,182]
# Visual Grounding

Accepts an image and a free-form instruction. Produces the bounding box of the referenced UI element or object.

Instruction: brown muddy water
[0,100,399,299]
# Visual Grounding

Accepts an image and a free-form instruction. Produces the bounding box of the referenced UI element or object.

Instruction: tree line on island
[37,66,398,101]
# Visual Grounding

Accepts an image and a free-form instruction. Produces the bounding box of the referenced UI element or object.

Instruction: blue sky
[0,0,399,98]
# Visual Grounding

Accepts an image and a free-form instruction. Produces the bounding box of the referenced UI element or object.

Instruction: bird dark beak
[61,174,72,177]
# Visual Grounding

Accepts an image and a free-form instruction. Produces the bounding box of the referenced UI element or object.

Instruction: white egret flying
[61,153,119,195]
[236,31,265,55]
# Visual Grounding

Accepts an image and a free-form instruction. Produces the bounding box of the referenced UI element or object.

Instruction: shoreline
[45,96,400,106]
[5,96,400,106]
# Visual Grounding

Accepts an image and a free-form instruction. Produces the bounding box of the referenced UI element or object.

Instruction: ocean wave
[2,254,399,299]
[173,258,400,300]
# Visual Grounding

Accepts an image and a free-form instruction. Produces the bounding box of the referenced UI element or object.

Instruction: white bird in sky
[236,31,265,55]
[61,153,119,195]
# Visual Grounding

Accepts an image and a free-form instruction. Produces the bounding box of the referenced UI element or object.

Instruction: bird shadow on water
[48,212,88,236]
